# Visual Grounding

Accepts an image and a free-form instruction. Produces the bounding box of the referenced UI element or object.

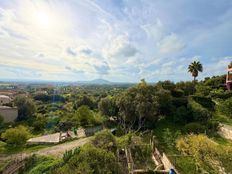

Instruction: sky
[0,0,231,82]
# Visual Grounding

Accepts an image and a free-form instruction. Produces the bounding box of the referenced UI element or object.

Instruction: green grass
[0,141,52,154]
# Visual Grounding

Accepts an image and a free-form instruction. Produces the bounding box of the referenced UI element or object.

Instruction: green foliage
[74,95,95,110]
[98,96,117,116]
[184,122,206,134]
[209,89,232,99]
[171,89,184,97]
[217,97,232,118]
[156,80,176,91]
[33,93,65,103]
[187,97,212,122]
[173,106,190,124]
[14,96,36,121]
[176,81,196,95]
[204,75,226,88]
[92,130,117,152]
[191,95,215,110]
[176,134,232,173]
[195,84,212,97]
[163,128,181,150]
[0,114,4,128]
[188,61,203,81]
[25,156,59,174]
[32,114,46,132]
[63,147,80,162]
[116,79,172,132]
[155,88,173,115]
[1,125,31,146]
[74,106,104,127]
[132,145,153,168]
[53,144,122,174]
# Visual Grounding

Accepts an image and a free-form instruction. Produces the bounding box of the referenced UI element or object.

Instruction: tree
[188,61,203,81]
[1,125,31,146]
[116,79,159,132]
[74,95,95,110]
[14,96,36,121]
[98,96,117,116]
[73,105,104,127]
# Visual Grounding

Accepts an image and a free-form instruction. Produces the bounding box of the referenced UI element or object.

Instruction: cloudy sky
[0,0,231,82]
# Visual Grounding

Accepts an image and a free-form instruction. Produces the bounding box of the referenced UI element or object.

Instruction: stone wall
[0,106,18,123]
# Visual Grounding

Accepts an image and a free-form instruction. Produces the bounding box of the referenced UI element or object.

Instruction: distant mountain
[88,79,111,84]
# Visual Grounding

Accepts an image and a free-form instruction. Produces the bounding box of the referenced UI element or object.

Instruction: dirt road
[34,137,90,157]
[0,137,90,161]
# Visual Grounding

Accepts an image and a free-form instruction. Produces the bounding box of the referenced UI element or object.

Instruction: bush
[172,97,188,108]
[53,144,122,174]
[187,97,212,122]
[173,106,191,124]
[195,85,212,97]
[206,120,219,132]
[217,97,232,118]
[171,89,185,97]
[91,130,117,153]
[1,126,31,146]
[73,106,104,127]
[184,122,206,134]
[176,134,231,173]
[191,95,215,110]
[209,89,232,99]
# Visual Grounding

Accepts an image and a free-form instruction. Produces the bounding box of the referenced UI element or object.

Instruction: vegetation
[0,65,231,174]
[188,61,203,81]
[1,125,31,146]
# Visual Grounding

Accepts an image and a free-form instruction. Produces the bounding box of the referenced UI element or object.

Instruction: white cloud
[158,33,185,54]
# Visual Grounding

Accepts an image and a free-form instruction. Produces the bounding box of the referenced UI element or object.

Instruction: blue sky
[0,0,231,82]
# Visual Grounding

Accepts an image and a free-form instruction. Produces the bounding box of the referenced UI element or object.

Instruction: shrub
[171,89,185,97]
[184,122,206,134]
[195,84,212,97]
[176,134,230,173]
[187,97,212,122]
[91,130,117,153]
[217,97,232,118]
[206,120,219,132]
[173,106,190,124]
[172,97,188,108]
[1,126,31,146]
[163,128,181,149]
[209,89,232,99]
[74,106,104,127]
[191,95,215,110]
[53,144,122,174]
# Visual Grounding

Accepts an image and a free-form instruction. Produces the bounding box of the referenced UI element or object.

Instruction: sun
[35,11,52,29]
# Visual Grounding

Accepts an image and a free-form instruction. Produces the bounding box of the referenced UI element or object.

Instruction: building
[0,106,18,123]
[0,95,12,106]
[226,63,232,91]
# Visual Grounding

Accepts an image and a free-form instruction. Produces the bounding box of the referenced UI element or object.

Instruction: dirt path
[0,137,90,161]
[34,137,90,157]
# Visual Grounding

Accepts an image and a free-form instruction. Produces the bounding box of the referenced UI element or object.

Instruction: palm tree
[188,61,203,81]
